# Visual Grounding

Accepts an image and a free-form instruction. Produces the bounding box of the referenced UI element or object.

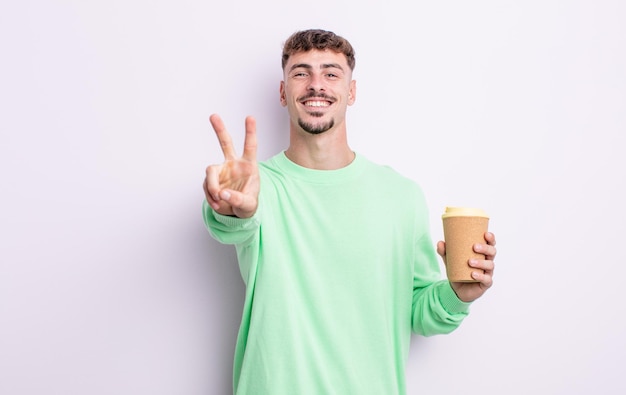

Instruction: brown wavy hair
[281,29,356,71]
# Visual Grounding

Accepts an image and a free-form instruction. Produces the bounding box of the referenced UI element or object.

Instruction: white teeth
[304,101,329,107]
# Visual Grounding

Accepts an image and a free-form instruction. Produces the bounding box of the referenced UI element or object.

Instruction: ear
[279,81,287,107]
[348,79,357,106]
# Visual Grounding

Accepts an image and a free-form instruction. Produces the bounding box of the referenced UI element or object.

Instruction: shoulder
[358,155,429,214]
[359,155,424,193]
[257,153,287,183]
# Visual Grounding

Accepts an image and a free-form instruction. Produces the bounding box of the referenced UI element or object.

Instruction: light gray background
[1,1,624,394]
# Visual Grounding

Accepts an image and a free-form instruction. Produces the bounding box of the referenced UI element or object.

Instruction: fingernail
[469,259,478,267]
[220,190,231,200]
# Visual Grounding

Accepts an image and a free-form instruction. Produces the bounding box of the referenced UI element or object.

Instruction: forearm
[202,200,260,246]
[411,280,471,336]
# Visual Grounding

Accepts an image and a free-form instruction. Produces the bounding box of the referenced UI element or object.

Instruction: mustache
[298,91,335,101]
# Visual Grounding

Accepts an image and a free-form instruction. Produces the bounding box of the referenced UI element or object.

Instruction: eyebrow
[289,63,345,72]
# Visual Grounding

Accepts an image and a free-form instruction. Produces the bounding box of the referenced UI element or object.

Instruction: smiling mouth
[300,92,334,108]
[303,100,331,108]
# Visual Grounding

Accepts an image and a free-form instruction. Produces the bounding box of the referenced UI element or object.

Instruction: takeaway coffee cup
[441,207,490,282]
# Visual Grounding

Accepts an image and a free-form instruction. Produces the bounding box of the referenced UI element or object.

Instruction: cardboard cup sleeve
[442,207,489,283]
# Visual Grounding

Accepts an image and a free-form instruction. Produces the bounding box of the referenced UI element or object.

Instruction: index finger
[242,116,257,162]
[209,114,237,160]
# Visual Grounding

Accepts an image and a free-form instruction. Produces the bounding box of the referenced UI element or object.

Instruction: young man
[203,29,497,395]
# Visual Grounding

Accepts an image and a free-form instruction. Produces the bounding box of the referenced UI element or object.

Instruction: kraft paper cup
[442,207,489,283]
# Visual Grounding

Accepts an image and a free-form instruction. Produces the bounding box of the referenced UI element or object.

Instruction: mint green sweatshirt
[203,152,470,395]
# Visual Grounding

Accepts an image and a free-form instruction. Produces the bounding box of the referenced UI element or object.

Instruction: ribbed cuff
[212,210,259,229]
[438,281,472,314]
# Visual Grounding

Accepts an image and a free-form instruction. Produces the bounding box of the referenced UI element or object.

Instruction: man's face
[280,49,356,135]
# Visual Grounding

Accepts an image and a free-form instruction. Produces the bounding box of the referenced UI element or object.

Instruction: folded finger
[205,164,223,201]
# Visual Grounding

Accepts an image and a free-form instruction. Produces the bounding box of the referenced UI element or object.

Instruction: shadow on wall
[197,228,245,393]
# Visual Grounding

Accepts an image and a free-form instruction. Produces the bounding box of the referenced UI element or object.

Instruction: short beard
[298,115,334,135]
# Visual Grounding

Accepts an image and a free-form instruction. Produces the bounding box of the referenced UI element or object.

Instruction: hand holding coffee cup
[441,207,490,283]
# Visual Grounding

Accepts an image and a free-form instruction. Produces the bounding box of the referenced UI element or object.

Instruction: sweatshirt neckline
[271,151,365,184]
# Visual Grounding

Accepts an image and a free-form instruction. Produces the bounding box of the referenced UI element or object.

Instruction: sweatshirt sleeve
[202,199,260,246]
[412,280,471,336]
[410,213,471,336]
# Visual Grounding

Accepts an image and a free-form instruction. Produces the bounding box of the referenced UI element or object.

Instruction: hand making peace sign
[203,114,260,219]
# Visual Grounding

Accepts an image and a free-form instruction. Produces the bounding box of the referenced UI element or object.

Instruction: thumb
[436,241,447,263]
[220,189,257,218]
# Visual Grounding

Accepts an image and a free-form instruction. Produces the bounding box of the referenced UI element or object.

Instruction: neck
[285,125,354,170]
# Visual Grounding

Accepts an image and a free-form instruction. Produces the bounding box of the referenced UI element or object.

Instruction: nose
[307,73,325,92]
